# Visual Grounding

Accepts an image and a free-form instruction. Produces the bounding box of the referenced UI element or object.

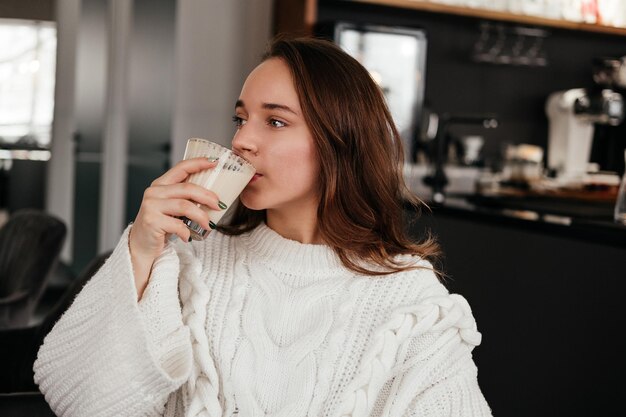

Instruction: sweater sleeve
[33,226,193,417]
[382,282,492,417]
[336,267,492,417]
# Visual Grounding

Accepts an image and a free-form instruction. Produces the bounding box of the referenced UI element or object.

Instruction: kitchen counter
[422,194,626,248]
[403,163,625,247]
[404,193,626,417]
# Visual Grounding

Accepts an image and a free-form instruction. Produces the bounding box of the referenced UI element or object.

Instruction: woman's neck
[265,206,323,245]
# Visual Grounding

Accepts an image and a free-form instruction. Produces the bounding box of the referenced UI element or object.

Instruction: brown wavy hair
[220,36,440,276]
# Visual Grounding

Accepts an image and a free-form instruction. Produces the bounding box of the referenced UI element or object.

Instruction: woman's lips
[249,173,263,183]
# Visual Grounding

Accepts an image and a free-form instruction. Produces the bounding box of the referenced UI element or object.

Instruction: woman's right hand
[129,157,221,299]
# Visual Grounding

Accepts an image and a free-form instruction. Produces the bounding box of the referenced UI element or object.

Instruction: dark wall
[317,0,626,173]
[5,161,46,212]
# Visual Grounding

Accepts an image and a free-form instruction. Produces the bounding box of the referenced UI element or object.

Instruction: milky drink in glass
[181,138,256,240]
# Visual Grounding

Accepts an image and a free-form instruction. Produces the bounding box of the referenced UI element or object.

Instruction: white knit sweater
[34,223,491,417]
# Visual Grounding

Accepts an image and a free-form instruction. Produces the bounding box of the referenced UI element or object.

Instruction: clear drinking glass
[180,138,256,240]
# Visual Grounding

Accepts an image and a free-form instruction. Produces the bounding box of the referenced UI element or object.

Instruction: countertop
[411,194,626,248]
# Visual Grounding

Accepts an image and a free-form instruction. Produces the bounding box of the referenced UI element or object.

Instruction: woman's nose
[232,125,259,156]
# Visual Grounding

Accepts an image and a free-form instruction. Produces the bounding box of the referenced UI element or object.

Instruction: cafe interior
[1,0,625,415]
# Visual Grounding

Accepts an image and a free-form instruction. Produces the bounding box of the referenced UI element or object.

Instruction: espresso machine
[545,57,626,183]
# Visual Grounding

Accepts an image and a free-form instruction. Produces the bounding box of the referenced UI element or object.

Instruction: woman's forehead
[238,58,300,109]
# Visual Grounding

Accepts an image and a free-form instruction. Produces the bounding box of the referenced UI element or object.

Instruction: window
[333,22,427,162]
[0,19,56,149]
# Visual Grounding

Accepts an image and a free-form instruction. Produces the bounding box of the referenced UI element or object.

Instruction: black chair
[0,251,111,394]
[0,210,66,329]
[0,290,29,323]
[0,392,56,417]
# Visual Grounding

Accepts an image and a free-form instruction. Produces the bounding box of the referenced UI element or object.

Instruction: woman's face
[232,58,320,214]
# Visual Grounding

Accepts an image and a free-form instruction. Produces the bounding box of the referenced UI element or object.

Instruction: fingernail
[188,236,193,242]
[209,221,217,229]
[218,201,228,210]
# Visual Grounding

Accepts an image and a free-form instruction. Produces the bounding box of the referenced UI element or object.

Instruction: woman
[34,37,491,417]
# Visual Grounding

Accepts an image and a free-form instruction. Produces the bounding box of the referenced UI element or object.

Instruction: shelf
[349,0,626,36]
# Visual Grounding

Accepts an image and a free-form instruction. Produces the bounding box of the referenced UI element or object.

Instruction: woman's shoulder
[365,254,482,347]
[362,254,444,297]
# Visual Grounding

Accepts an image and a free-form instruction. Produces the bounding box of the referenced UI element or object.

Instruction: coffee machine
[545,57,626,183]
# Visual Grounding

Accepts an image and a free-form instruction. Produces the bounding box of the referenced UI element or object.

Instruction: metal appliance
[545,57,626,183]
[421,113,498,203]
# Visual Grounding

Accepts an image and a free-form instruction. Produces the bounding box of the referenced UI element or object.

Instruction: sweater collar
[242,223,351,276]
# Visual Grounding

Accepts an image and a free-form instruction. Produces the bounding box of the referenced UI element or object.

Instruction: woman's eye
[269,119,286,128]
[232,115,246,128]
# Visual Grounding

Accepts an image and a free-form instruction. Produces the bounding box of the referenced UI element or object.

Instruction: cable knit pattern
[34,223,491,417]
[177,242,222,417]
[336,291,483,417]
[219,246,250,416]
[308,278,360,415]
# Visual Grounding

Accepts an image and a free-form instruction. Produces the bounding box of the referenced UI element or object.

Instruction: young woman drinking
[35,37,491,417]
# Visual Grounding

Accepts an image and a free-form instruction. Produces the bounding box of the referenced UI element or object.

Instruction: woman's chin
[239,194,266,211]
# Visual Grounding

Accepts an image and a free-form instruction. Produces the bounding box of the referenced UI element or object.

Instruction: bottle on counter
[614,150,626,225]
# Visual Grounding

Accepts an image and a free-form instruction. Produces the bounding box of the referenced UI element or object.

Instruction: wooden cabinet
[275,0,626,36]
[273,0,318,36]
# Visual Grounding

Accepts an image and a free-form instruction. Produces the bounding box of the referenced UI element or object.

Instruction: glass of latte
[180,138,256,240]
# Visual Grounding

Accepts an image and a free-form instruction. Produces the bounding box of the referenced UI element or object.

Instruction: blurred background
[2,0,625,273]
[1,1,626,415]
[1,0,274,274]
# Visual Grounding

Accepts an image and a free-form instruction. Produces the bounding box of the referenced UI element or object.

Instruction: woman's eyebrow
[235,99,298,116]
[261,102,298,115]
